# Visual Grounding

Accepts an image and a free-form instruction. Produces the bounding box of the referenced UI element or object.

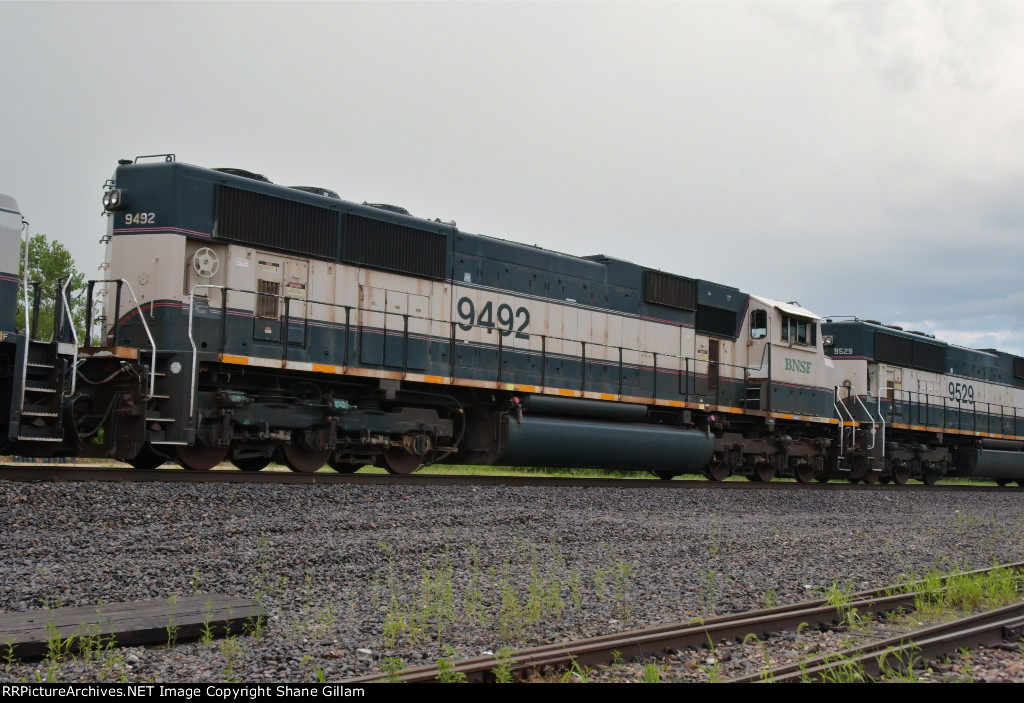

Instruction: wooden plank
[0,595,264,660]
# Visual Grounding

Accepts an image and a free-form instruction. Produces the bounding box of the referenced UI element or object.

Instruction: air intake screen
[696,305,737,338]
[216,186,339,259]
[342,213,447,280]
[912,341,946,373]
[875,332,912,366]
[644,271,697,311]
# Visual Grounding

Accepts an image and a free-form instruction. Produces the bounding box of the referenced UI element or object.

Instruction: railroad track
[0,463,1015,491]
[343,561,1024,683]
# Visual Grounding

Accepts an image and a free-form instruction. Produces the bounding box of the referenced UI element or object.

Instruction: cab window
[781,314,816,346]
[750,310,767,339]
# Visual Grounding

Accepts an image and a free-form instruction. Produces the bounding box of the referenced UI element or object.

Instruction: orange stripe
[221,354,249,365]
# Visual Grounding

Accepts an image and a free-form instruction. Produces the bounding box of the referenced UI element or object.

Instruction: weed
[954,649,975,683]
[497,579,524,645]
[190,569,202,596]
[568,567,582,611]
[561,657,589,683]
[593,564,607,600]
[300,655,326,683]
[382,609,405,649]
[492,646,515,683]
[744,633,774,682]
[699,634,723,683]
[220,636,245,683]
[817,654,867,683]
[37,620,73,683]
[436,646,467,683]
[824,580,862,628]
[760,588,779,609]
[3,637,17,672]
[200,601,216,645]
[165,594,180,648]
[612,560,635,622]
[244,614,266,641]
[641,662,662,683]
[382,656,407,683]
[698,569,719,617]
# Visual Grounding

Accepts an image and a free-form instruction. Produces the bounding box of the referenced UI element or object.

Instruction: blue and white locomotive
[1,154,1022,484]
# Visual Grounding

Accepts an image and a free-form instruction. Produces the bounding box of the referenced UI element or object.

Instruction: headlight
[102,189,126,211]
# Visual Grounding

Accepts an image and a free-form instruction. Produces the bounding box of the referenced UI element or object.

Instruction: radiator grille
[644,271,697,311]
[696,305,737,338]
[875,332,913,366]
[912,340,946,374]
[216,185,339,259]
[342,213,447,280]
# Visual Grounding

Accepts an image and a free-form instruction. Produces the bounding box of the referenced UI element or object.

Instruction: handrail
[188,284,225,418]
[833,388,846,459]
[59,276,79,396]
[847,385,877,451]
[94,278,157,399]
[18,218,31,414]
[186,283,766,391]
[834,386,856,452]
[876,386,891,458]
[175,285,1024,437]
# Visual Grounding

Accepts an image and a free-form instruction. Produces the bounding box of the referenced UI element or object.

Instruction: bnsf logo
[784,358,813,374]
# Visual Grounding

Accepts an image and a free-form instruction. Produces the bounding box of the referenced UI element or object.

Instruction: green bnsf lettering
[785,358,812,374]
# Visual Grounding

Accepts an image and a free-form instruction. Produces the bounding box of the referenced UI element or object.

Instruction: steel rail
[736,600,1024,683]
[0,464,1016,491]
[342,561,1024,683]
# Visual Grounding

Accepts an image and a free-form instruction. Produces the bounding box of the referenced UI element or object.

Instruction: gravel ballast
[1,479,1023,682]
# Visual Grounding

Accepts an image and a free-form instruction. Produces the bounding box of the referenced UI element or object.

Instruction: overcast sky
[2,1,1023,355]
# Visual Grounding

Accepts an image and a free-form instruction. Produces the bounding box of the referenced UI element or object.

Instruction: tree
[17,233,86,342]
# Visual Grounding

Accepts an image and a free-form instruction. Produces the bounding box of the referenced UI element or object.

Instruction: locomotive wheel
[748,464,776,482]
[922,471,941,486]
[382,448,422,475]
[878,475,891,484]
[128,445,167,470]
[815,475,831,483]
[651,471,677,481]
[328,459,364,474]
[862,471,881,485]
[178,443,229,471]
[232,457,271,472]
[280,443,330,473]
[794,465,816,483]
[892,466,911,485]
[703,461,730,482]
